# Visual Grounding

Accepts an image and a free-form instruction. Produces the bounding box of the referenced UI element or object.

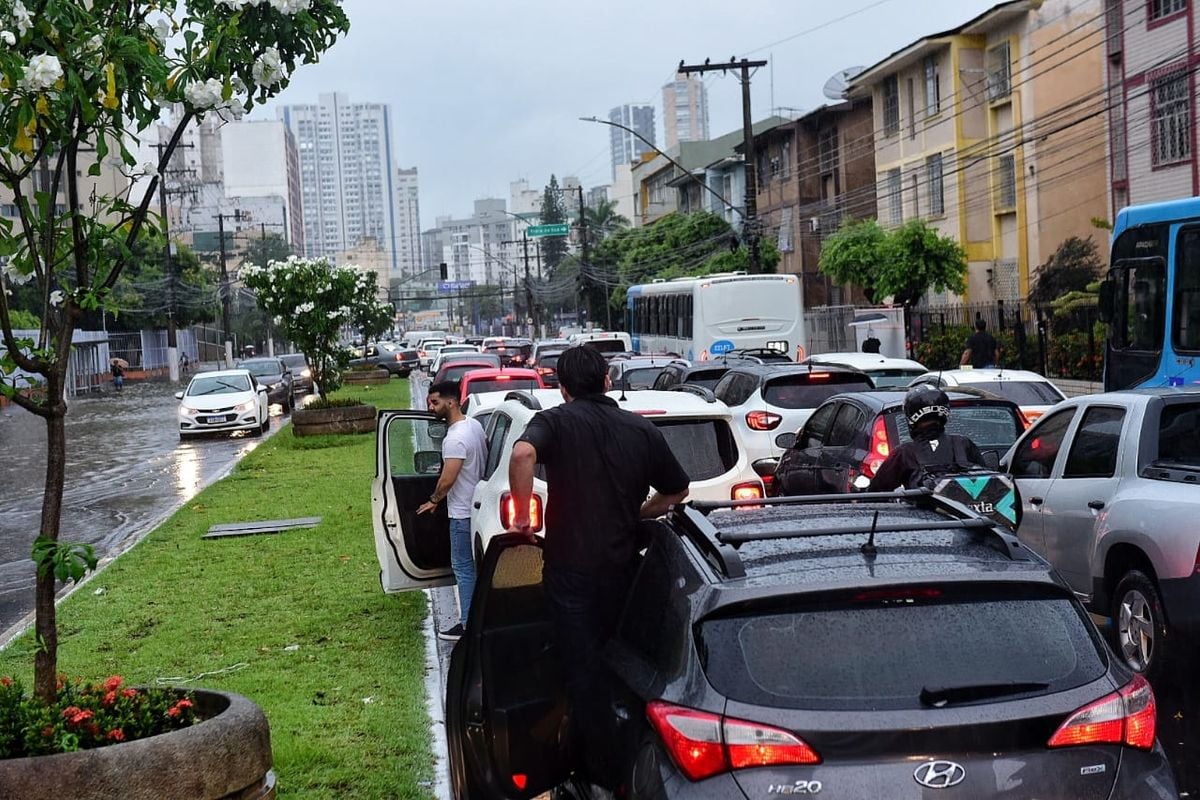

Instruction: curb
[422,589,452,800]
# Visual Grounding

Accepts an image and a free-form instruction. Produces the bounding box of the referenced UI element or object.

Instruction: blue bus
[1103,197,1200,391]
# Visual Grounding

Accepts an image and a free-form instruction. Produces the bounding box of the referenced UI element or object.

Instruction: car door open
[372,411,454,592]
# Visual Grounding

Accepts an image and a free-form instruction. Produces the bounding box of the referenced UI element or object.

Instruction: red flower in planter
[166,705,182,718]
[41,725,54,738]
[61,705,81,720]
[106,728,125,742]
[174,698,194,711]
[121,688,138,699]
[0,676,12,687]
[102,690,118,707]
[103,675,123,692]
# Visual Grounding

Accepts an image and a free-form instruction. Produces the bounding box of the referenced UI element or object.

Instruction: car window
[466,379,540,394]
[827,404,865,448]
[187,374,252,395]
[801,404,838,449]
[893,405,1024,453]
[684,369,727,390]
[1063,407,1125,479]
[698,584,1107,711]
[763,373,874,410]
[441,364,492,383]
[713,372,741,405]
[482,413,512,480]
[653,419,737,481]
[1157,402,1200,464]
[584,339,626,354]
[867,368,927,389]
[241,361,281,377]
[966,381,1063,406]
[624,367,665,389]
[1010,408,1075,478]
[653,369,678,390]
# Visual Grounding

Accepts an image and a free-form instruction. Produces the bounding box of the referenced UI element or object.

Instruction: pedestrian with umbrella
[110,357,128,391]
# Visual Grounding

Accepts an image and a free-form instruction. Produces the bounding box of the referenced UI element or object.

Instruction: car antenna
[861,510,880,558]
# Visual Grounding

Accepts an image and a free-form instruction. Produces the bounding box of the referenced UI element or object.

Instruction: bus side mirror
[1098,279,1115,324]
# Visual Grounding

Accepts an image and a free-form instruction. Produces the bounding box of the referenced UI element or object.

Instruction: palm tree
[583,198,630,242]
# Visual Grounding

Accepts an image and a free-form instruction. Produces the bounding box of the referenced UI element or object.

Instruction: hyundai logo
[913,760,966,789]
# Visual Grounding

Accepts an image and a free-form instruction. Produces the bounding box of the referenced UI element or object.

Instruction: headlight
[179,404,199,416]
[234,400,255,412]
[301,368,311,378]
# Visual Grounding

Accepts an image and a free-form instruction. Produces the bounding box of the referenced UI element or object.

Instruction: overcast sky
[263,0,998,223]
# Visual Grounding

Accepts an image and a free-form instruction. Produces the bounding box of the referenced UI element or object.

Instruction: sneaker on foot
[438,623,464,641]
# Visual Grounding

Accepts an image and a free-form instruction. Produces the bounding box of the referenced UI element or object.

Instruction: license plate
[202,414,233,424]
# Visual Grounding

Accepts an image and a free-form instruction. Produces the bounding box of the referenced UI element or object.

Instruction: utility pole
[216,211,234,366]
[153,140,194,381]
[502,233,537,337]
[677,58,769,273]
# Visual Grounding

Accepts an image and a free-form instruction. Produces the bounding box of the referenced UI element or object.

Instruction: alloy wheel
[1117,588,1155,672]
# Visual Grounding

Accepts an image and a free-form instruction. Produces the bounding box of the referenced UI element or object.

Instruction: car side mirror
[414,450,442,475]
[775,432,797,450]
[174,391,184,400]
[258,386,267,393]
[980,449,1001,471]
[428,420,448,441]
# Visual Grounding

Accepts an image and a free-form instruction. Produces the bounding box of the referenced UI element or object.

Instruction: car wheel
[474,535,485,567]
[1111,570,1171,682]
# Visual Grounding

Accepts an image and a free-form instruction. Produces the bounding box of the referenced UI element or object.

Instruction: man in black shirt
[961,318,999,368]
[508,345,689,788]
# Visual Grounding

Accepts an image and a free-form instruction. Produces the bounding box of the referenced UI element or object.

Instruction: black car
[775,390,1026,496]
[239,357,293,411]
[651,361,734,392]
[376,481,1179,798]
[529,349,565,388]
[484,339,533,368]
[278,353,314,395]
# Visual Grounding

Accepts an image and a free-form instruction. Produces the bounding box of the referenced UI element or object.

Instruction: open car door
[372,410,454,592]
[447,532,572,799]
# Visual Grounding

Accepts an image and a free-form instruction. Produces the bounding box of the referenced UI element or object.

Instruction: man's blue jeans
[449,517,475,626]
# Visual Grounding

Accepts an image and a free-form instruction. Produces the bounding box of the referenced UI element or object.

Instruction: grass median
[0,378,433,799]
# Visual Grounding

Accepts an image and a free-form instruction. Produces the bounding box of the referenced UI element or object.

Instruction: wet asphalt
[0,378,288,633]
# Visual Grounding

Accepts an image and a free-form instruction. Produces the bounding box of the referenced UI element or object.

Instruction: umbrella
[110,357,129,369]
[847,312,889,327]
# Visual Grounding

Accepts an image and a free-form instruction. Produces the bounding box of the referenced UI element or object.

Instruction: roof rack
[503,390,542,410]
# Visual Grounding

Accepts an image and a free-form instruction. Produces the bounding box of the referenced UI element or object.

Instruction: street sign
[437,280,475,293]
[527,223,570,238]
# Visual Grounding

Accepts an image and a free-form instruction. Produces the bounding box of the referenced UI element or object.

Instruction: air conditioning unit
[810,217,821,232]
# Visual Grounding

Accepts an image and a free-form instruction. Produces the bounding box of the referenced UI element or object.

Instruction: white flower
[296,301,315,314]
[1,261,32,285]
[268,0,312,13]
[251,47,283,88]
[20,54,63,92]
[183,77,223,110]
[141,162,158,178]
[326,310,340,320]
[218,0,251,9]
[49,289,64,307]
[152,18,171,46]
[230,75,247,95]
[87,34,104,52]
[95,88,105,104]
[0,31,15,46]
[11,1,31,36]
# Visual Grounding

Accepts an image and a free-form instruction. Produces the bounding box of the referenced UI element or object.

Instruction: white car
[416,338,446,369]
[802,352,927,389]
[428,344,480,375]
[370,388,765,591]
[176,369,270,439]
[908,368,1067,424]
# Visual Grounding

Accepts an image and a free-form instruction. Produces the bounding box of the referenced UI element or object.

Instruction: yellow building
[847,0,1107,304]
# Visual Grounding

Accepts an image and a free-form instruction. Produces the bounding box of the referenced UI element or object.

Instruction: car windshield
[653,419,737,481]
[684,369,728,390]
[539,353,561,369]
[622,367,666,389]
[866,368,927,388]
[187,374,252,395]
[241,361,282,377]
[442,364,495,383]
[279,354,307,369]
[699,584,1105,711]
[466,379,539,394]
[1157,403,1200,464]
[891,405,1024,452]
[763,373,873,409]
[583,339,626,353]
[964,381,1062,405]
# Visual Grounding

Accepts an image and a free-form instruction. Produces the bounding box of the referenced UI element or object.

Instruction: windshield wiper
[920,681,1049,707]
[196,380,246,395]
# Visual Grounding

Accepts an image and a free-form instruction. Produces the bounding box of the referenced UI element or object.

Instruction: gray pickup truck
[1001,389,1200,681]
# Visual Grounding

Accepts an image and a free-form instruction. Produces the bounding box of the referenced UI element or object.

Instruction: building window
[907,78,916,139]
[924,56,941,116]
[886,168,902,225]
[818,127,839,175]
[883,74,900,136]
[1152,70,1191,165]
[995,154,1017,210]
[1149,0,1187,20]
[987,41,1012,101]
[927,153,945,216]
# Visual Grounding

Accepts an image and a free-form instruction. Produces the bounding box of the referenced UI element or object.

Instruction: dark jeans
[543,562,634,788]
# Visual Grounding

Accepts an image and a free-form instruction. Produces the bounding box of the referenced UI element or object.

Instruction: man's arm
[867,449,907,492]
[507,441,538,532]
[416,458,464,515]
[959,347,972,366]
[640,489,688,519]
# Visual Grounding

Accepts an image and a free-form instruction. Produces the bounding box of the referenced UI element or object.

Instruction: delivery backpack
[910,436,1021,532]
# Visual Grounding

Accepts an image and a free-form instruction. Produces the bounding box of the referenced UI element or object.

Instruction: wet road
[0,379,286,632]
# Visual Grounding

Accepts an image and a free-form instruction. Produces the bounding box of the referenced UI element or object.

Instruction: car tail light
[499,491,543,533]
[805,372,830,381]
[394,354,402,361]
[646,702,820,782]
[495,375,512,381]
[634,409,667,416]
[862,416,891,477]
[537,367,554,375]
[746,410,782,431]
[1047,674,1156,750]
[731,481,764,502]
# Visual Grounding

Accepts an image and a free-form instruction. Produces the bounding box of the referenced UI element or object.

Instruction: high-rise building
[278,92,402,276]
[220,120,305,253]
[608,103,656,180]
[662,74,710,150]
[394,167,422,280]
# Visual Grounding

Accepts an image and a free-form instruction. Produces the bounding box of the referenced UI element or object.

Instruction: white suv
[370,388,764,591]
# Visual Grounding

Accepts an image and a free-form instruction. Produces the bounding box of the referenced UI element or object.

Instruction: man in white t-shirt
[417,380,489,641]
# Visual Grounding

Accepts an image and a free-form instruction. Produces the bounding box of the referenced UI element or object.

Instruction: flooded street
[0,379,285,632]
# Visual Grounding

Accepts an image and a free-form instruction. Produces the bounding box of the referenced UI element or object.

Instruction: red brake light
[499,491,543,533]
[646,702,821,782]
[511,774,527,790]
[862,416,891,478]
[495,375,512,381]
[1048,674,1156,750]
[746,410,783,431]
[806,372,831,381]
[731,481,765,502]
[635,409,668,416]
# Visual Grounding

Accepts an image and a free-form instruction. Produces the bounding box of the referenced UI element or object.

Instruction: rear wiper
[920,681,1049,707]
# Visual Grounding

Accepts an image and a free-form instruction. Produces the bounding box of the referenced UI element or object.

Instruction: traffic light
[439,262,448,280]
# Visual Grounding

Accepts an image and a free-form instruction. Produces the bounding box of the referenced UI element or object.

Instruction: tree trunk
[34,366,68,703]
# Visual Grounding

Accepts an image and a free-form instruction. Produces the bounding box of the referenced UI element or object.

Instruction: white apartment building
[394,167,422,281]
[220,120,305,253]
[609,103,656,180]
[662,74,710,151]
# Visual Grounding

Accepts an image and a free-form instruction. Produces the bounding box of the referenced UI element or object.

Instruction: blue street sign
[437,280,475,293]
[710,339,735,355]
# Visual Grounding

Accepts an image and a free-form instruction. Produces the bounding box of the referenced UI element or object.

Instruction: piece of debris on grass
[202,517,322,539]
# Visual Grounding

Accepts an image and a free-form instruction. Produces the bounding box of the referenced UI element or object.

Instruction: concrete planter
[343,368,389,385]
[292,403,376,436]
[0,688,275,800]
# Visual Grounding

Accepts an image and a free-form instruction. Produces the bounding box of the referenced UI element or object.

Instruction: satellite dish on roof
[823,66,865,101]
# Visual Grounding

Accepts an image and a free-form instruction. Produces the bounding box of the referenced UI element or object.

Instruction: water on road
[0,380,285,631]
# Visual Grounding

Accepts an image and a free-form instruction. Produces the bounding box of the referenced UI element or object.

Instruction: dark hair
[975,318,987,332]
[428,380,461,402]
[556,345,607,396]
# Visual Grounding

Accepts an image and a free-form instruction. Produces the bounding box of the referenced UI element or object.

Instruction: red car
[458,368,545,407]
[433,357,502,385]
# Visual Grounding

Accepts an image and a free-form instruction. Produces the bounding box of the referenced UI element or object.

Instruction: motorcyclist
[869,385,988,491]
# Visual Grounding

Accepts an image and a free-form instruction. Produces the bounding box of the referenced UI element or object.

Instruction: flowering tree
[0,0,349,702]
[240,257,392,398]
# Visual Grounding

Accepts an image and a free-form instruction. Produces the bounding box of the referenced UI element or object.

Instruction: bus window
[1113,259,1165,352]
[1174,230,1200,353]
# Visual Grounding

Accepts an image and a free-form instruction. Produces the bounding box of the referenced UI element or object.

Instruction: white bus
[626,273,805,361]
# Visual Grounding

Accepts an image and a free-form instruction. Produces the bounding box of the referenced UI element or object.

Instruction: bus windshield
[1111,258,1165,353]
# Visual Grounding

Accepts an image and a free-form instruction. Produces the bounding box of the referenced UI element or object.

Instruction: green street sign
[527,223,570,238]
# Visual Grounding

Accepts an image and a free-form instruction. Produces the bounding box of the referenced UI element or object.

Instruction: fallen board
[203,517,323,539]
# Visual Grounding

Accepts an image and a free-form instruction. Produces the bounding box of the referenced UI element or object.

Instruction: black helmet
[904,385,950,428]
